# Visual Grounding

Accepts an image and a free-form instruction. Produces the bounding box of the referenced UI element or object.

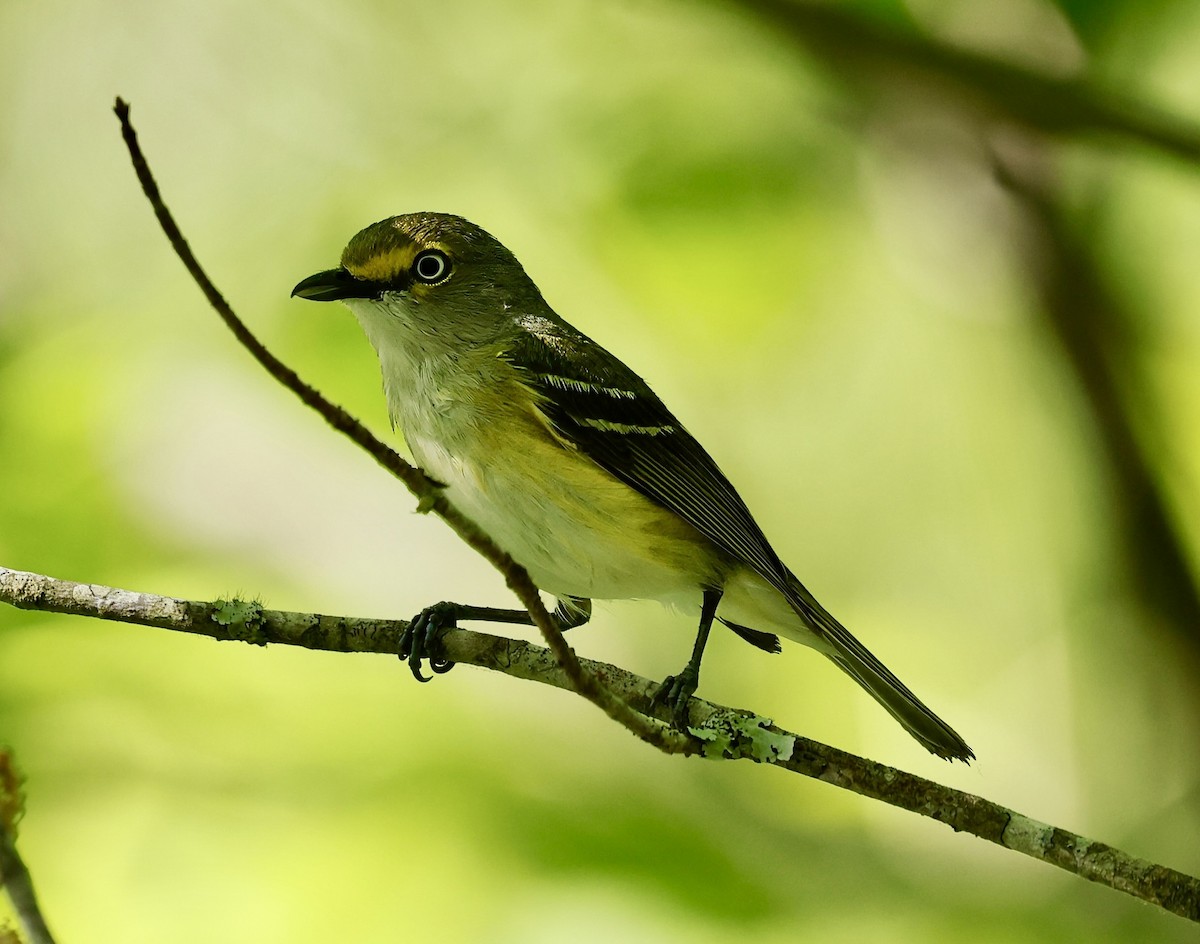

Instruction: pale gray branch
[2,565,1197,923]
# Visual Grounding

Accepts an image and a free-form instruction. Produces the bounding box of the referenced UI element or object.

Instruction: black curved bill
[291,268,376,301]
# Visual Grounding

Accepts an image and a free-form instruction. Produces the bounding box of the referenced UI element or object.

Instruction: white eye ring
[413,249,451,284]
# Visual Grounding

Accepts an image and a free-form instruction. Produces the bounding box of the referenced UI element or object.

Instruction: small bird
[293,212,973,762]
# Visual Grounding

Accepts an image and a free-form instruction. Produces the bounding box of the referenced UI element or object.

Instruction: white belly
[408,429,719,602]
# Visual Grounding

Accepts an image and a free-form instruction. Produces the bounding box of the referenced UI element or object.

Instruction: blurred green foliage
[1,0,1199,940]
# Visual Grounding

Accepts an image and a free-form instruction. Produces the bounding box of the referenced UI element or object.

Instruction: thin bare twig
[2,565,1198,922]
[112,97,687,755]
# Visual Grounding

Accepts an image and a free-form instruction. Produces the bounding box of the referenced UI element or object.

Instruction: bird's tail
[787,580,974,762]
[824,644,974,762]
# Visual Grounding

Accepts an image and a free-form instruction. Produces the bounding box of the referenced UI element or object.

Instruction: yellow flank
[342,244,417,283]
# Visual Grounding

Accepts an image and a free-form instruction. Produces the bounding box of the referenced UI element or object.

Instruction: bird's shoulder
[505,312,677,433]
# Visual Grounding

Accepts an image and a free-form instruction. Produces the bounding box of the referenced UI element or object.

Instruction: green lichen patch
[211,598,268,645]
[690,712,796,763]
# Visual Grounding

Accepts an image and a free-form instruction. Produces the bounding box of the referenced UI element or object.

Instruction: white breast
[346,295,720,603]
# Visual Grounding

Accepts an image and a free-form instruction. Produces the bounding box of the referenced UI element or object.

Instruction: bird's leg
[401,596,592,682]
[652,588,723,728]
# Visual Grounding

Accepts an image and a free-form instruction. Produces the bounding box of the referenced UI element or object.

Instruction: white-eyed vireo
[293,212,973,762]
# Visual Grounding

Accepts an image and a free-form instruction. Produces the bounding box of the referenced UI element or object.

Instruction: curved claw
[650,667,700,729]
[409,656,433,684]
[399,602,459,681]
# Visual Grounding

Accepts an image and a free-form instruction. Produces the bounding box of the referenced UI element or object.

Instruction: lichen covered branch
[3,566,1199,922]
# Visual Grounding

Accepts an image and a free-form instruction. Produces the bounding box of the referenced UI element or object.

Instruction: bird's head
[292,212,545,350]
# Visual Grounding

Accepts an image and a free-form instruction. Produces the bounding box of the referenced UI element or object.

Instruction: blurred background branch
[736,0,1200,654]
[738,0,1200,162]
[996,148,1200,645]
[0,751,56,944]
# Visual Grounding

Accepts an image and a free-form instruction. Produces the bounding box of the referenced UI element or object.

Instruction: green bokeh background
[2,0,1199,940]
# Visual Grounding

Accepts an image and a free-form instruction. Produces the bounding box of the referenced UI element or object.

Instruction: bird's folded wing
[508,317,975,762]
[508,316,793,597]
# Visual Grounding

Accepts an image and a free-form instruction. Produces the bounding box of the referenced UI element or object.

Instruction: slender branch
[2,566,1198,922]
[737,0,1200,165]
[112,97,686,755]
[0,751,57,944]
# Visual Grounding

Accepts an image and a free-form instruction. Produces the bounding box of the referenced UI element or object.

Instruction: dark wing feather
[507,315,794,598]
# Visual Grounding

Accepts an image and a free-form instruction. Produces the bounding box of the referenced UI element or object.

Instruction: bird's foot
[400,602,459,682]
[650,664,700,729]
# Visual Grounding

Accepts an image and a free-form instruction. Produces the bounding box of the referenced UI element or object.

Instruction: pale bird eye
[413,249,451,284]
